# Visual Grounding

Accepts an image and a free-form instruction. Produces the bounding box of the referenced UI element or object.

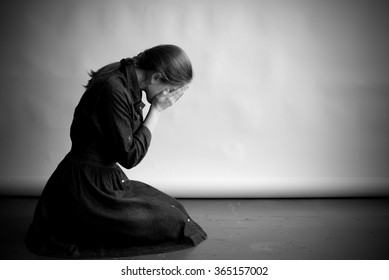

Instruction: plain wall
[1,0,389,197]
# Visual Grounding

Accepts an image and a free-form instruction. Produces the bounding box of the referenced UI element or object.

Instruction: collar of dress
[120,58,145,114]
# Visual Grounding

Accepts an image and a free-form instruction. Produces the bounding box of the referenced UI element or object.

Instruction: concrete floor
[0,197,388,259]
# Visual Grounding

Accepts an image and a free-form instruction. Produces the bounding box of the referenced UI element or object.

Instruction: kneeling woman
[26,44,207,258]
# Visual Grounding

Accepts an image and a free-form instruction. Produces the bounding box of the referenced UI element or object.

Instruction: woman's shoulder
[101,71,127,91]
[98,73,135,105]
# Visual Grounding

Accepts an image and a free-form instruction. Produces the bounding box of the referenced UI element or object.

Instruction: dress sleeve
[96,81,152,169]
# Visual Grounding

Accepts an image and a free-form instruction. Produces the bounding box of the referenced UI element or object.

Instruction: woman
[25,44,207,258]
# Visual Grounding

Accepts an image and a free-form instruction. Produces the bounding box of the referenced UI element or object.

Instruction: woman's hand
[144,85,188,134]
[151,85,188,112]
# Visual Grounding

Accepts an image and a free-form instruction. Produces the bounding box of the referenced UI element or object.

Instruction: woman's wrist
[151,103,163,113]
[143,105,161,134]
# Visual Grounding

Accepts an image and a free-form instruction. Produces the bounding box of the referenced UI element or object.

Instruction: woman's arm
[142,106,161,134]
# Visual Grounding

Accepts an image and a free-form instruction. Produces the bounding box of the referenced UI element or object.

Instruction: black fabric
[25,59,207,258]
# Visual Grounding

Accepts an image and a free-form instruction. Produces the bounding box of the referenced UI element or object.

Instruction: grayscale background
[1,0,389,197]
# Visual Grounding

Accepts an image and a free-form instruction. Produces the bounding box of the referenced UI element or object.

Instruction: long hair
[133,44,193,86]
[84,45,193,89]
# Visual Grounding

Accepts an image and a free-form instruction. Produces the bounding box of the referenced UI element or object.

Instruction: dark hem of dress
[25,226,206,259]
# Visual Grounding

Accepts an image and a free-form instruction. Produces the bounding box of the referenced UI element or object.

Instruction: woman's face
[144,78,180,103]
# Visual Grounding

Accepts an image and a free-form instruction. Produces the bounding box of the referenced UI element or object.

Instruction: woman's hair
[85,44,193,88]
[133,44,193,86]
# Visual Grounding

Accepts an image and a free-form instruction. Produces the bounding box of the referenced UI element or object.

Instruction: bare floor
[0,197,388,260]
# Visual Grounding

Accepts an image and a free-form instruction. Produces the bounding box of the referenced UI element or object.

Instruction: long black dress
[25,58,207,258]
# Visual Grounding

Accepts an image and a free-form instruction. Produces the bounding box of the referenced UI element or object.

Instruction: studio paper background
[1,0,389,197]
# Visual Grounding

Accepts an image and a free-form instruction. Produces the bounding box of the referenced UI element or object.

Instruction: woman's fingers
[172,87,187,104]
[168,85,188,97]
[163,86,187,103]
[171,87,186,101]
[152,85,189,111]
